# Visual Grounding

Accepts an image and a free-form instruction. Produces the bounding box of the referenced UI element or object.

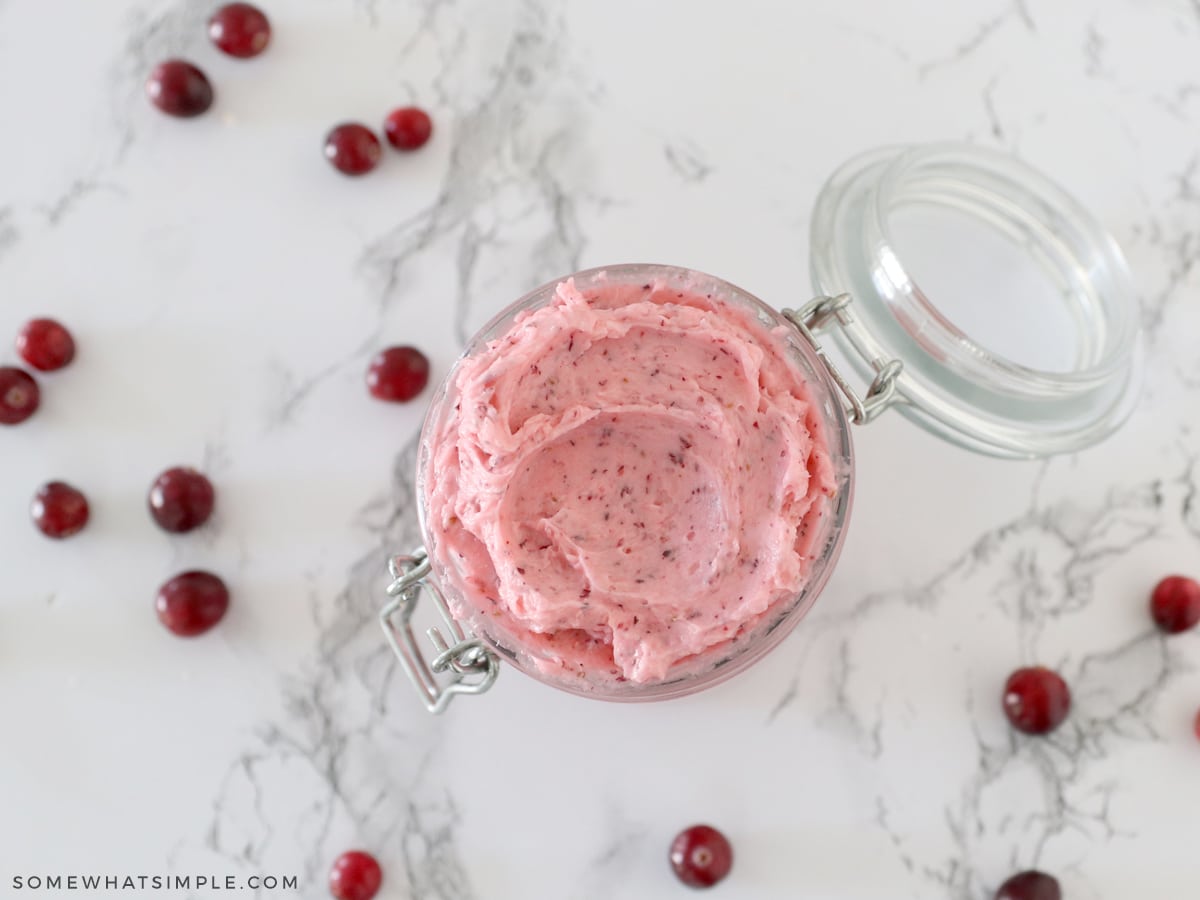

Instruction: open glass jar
[380,143,1141,713]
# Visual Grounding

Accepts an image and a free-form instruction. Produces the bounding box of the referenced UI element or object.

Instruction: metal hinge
[782,294,903,425]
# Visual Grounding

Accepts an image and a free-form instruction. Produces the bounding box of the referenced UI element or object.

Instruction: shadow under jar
[381,143,1141,713]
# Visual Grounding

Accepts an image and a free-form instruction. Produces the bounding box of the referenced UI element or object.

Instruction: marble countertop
[3,1,1199,898]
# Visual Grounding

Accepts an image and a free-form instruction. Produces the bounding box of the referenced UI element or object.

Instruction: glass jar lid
[809,143,1142,458]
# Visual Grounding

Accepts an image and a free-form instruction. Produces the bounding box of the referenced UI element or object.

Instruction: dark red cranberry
[324,124,382,176]
[366,346,430,402]
[208,3,271,58]
[328,851,382,900]
[995,870,1062,900]
[148,467,215,533]
[156,571,229,637]
[31,482,90,539]
[1149,575,1200,634]
[145,60,214,117]
[1003,666,1071,736]
[383,106,433,151]
[16,318,76,371]
[0,366,39,425]
[669,824,733,889]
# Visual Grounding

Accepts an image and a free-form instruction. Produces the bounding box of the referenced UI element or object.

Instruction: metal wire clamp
[379,549,499,714]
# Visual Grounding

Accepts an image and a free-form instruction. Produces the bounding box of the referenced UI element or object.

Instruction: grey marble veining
[358,0,590,348]
[766,458,1196,896]
[3,1,1199,898]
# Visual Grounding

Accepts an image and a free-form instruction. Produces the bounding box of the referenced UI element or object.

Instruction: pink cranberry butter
[382,145,1141,712]
[423,269,845,690]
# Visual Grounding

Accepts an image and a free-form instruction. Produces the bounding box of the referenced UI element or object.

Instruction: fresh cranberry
[0,366,39,425]
[324,124,382,176]
[383,106,433,151]
[669,824,733,889]
[1149,575,1200,634]
[1003,667,1071,736]
[31,482,90,539]
[328,851,382,900]
[16,318,76,371]
[366,346,430,402]
[148,467,216,533]
[156,571,229,637]
[145,60,214,117]
[208,3,271,58]
[994,870,1062,900]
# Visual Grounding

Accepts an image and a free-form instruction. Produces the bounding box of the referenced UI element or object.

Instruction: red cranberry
[31,482,90,539]
[0,366,39,425]
[995,870,1062,900]
[1194,707,1200,742]
[148,467,215,533]
[1003,666,1071,736]
[208,3,271,58]
[156,571,229,637]
[324,124,382,176]
[669,824,733,889]
[146,60,214,118]
[366,346,430,402]
[1149,575,1200,634]
[328,851,382,900]
[383,106,433,151]
[16,318,76,371]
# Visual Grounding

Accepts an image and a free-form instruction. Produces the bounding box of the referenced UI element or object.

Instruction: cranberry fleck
[145,60,214,118]
[208,3,271,58]
[1194,707,1200,743]
[31,482,90,539]
[1149,575,1200,634]
[156,571,229,637]
[669,824,733,889]
[383,106,433,151]
[0,366,39,425]
[1003,666,1071,736]
[324,124,382,176]
[148,467,215,533]
[16,318,76,371]
[366,346,430,402]
[994,870,1062,900]
[328,851,382,900]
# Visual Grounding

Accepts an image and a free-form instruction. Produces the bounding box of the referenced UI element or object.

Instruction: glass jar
[380,143,1141,713]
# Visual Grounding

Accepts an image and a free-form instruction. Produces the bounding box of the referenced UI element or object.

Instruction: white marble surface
[3,1,1200,898]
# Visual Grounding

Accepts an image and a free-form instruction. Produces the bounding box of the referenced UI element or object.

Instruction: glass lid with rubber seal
[809,142,1142,459]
